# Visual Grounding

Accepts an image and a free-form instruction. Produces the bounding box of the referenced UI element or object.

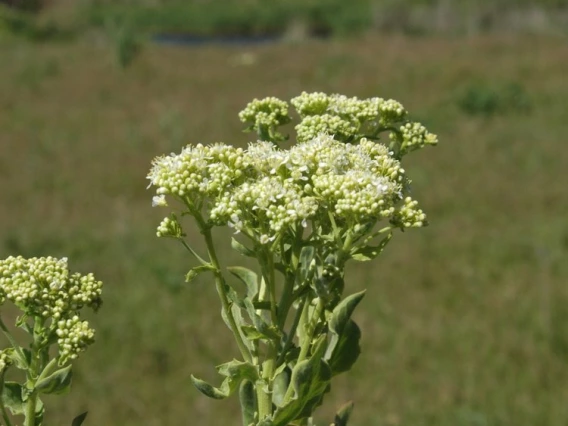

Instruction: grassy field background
[1,28,568,425]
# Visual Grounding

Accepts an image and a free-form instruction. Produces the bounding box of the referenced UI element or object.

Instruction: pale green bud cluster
[391,197,427,228]
[238,97,290,141]
[157,215,184,238]
[295,114,357,143]
[393,122,439,156]
[55,316,95,363]
[289,92,411,143]
[376,98,407,126]
[0,256,102,318]
[0,256,102,362]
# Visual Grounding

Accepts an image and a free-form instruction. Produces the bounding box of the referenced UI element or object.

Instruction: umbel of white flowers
[149,135,426,245]
[148,92,437,246]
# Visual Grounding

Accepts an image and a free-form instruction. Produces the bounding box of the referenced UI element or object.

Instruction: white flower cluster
[149,133,426,243]
[211,176,319,237]
[0,256,102,318]
[55,316,95,363]
[148,143,248,203]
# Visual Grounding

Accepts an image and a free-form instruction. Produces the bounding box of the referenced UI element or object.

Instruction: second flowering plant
[148,92,437,425]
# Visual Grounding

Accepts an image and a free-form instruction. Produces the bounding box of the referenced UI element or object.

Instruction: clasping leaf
[35,364,73,395]
[191,360,258,400]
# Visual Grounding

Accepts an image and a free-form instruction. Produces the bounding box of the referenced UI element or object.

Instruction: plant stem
[259,249,278,326]
[24,392,38,426]
[276,295,307,367]
[25,316,50,426]
[296,298,325,367]
[256,342,277,421]
[194,214,252,364]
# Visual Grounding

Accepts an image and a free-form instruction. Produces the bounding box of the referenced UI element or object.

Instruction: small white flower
[152,195,168,207]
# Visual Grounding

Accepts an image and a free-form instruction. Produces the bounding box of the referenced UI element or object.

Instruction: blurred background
[1,0,567,425]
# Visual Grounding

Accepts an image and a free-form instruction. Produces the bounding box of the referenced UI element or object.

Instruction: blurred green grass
[0,34,567,425]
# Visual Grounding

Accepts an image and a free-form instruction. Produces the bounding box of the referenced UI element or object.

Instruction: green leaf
[227,266,258,298]
[8,348,31,370]
[231,237,256,258]
[332,401,354,426]
[243,298,281,342]
[15,315,32,334]
[327,320,361,375]
[72,411,88,426]
[239,380,257,426]
[272,349,332,426]
[325,291,365,357]
[272,366,291,407]
[350,233,392,261]
[1,381,25,415]
[35,364,73,395]
[220,302,253,352]
[185,264,214,283]
[191,360,258,400]
[299,246,315,282]
[325,291,365,375]
[190,376,227,400]
[240,325,265,341]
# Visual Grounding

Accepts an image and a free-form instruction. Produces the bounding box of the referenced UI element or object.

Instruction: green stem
[194,214,252,364]
[180,239,209,266]
[24,317,47,426]
[24,392,38,426]
[277,227,303,329]
[276,295,307,367]
[259,249,278,326]
[256,342,277,421]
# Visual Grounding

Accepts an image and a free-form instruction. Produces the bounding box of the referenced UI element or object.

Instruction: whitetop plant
[148,92,437,426]
[0,256,102,426]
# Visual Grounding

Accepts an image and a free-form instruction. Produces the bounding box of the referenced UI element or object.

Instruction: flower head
[0,256,102,318]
